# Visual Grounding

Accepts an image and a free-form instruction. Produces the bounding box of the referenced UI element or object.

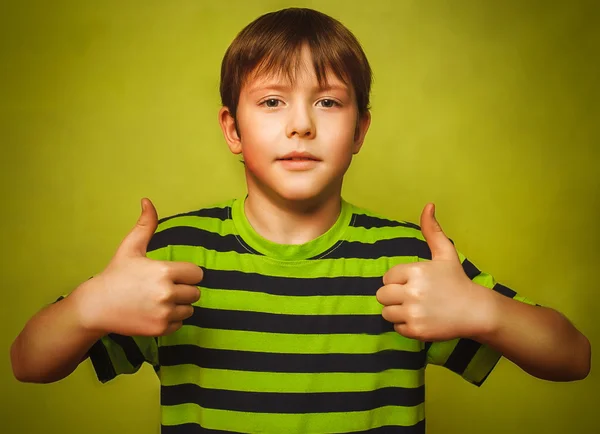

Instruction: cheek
[239,113,281,151]
[241,146,264,172]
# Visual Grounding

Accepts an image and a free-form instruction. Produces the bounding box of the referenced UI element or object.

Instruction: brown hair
[219,8,372,125]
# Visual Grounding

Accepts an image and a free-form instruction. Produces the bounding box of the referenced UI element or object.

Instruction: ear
[352,111,371,154]
[218,106,242,155]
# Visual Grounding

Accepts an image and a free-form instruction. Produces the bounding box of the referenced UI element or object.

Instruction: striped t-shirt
[86,197,533,433]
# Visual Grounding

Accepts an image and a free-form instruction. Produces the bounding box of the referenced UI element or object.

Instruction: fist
[75,198,203,337]
[376,204,490,342]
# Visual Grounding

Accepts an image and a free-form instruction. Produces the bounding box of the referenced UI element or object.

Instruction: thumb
[420,203,458,261]
[116,198,159,258]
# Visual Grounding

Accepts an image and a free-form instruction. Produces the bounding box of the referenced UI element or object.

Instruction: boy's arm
[377,203,591,382]
[471,288,590,381]
[10,280,103,383]
[10,198,203,384]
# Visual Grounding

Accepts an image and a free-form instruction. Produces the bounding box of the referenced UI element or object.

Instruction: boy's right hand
[74,198,203,337]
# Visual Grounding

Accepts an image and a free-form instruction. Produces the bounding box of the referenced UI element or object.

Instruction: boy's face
[219,44,371,205]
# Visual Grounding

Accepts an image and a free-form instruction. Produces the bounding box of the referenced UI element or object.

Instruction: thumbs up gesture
[376,204,491,342]
[75,198,203,337]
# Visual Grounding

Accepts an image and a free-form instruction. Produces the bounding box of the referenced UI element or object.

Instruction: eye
[318,99,340,108]
[261,98,282,108]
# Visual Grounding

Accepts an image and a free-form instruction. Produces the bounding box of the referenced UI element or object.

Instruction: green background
[1,0,598,433]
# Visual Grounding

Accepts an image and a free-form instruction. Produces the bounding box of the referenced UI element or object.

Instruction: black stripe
[323,237,432,260]
[201,269,382,296]
[443,338,481,375]
[107,334,146,369]
[158,206,231,224]
[461,259,481,280]
[352,214,421,231]
[88,338,117,383]
[162,384,424,413]
[187,307,392,335]
[162,426,244,434]
[493,283,517,298]
[161,421,425,434]
[147,226,256,254]
[336,423,426,434]
[159,346,426,373]
[53,297,118,383]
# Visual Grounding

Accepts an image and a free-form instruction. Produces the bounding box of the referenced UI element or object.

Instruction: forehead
[242,44,352,94]
[244,68,350,94]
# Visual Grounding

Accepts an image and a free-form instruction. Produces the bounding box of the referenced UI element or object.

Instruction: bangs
[221,8,372,118]
[246,39,351,90]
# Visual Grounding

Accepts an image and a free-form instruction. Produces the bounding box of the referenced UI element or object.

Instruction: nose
[285,103,315,139]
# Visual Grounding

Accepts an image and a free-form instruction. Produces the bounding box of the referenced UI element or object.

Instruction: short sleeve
[425,251,537,386]
[53,294,160,384]
[87,331,159,383]
[53,232,171,383]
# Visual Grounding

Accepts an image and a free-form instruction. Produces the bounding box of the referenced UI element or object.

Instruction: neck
[244,183,343,246]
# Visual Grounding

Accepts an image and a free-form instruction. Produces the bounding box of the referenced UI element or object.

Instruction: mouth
[277,151,321,162]
[276,151,321,171]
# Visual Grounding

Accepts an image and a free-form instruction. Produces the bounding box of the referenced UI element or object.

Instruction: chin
[272,180,340,206]
[248,168,341,205]
[275,187,324,203]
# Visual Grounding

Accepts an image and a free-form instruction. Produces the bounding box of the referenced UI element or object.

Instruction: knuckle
[156,263,172,280]
[153,320,170,336]
[154,305,171,322]
[406,305,423,322]
[404,323,422,338]
[407,284,424,300]
[411,264,424,278]
[155,285,173,303]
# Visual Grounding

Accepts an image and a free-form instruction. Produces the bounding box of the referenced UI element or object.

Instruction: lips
[277,151,321,161]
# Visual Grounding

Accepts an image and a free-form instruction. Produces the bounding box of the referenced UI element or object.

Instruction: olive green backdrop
[1,1,598,433]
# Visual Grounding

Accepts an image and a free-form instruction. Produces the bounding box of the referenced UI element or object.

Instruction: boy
[10,7,590,434]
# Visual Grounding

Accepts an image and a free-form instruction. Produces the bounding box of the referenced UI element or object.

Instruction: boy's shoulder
[156,199,236,227]
[147,199,238,255]
[346,201,423,234]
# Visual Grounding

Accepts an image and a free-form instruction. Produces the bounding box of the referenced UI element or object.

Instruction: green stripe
[515,294,537,305]
[146,246,169,261]
[472,271,496,289]
[345,225,422,243]
[426,338,460,366]
[157,212,425,256]
[101,336,136,376]
[132,336,159,367]
[161,366,424,392]
[162,403,425,433]
[169,245,415,277]
[158,215,424,246]
[199,288,384,315]
[165,327,423,354]
[462,343,501,384]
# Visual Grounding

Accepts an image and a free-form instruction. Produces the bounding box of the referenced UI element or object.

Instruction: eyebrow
[248,83,350,95]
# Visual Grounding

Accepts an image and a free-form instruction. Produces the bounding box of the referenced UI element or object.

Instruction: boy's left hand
[376,203,494,342]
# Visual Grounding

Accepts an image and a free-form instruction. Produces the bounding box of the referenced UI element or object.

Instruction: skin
[219,44,371,245]
[10,199,202,383]
[12,44,590,385]
[379,204,591,381]
[219,44,591,382]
